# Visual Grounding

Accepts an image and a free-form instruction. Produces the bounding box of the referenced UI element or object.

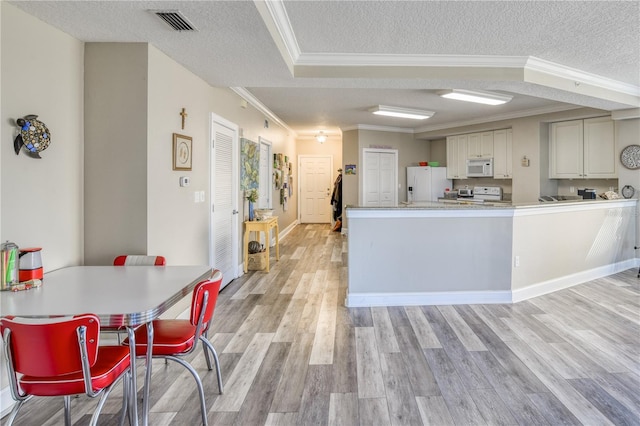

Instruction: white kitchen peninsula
[345,199,637,307]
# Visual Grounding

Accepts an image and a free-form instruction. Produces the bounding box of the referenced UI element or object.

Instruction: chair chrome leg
[118,371,130,426]
[164,356,208,426]
[200,337,224,394]
[202,338,213,370]
[64,395,72,426]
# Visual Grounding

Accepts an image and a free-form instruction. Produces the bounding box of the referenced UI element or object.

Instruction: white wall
[1,2,84,270]
[511,201,637,291]
[1,2,84,415]
[146,45,215,265]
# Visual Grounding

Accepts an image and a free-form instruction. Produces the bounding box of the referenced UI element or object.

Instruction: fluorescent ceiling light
[369,105,435,120]
[437,89,512,105]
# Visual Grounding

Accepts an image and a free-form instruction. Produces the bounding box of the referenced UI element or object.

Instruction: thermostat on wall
[179,176,190,187]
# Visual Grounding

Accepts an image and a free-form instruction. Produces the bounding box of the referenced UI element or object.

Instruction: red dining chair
[1,314,132,426]
[123,270,223,426]
[113,255,166,266]
[107,254,167,343]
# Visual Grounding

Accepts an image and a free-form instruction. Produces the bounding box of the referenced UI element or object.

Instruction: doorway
[210,114,239,288]
[299,155,333,223]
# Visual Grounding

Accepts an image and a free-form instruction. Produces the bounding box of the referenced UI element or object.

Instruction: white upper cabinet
[467,131,494,158]
[493,129,512,179]
[446,135,468,179]
[549,117,616,179]
[583,117,616,178]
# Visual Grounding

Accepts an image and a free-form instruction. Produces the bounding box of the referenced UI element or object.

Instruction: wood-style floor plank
[4,224,638,426]
[355,327,386,399]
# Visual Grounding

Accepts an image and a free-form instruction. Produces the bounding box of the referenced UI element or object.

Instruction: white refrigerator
[406,166,452,202]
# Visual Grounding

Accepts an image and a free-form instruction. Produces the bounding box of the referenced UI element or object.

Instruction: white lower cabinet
[549,117,616,179]
[493,129,512,179]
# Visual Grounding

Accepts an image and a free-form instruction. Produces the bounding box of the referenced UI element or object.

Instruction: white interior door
[362,149,398,207]
[299,155,332,223]
[210,114,239,288]
[258,137,272,208]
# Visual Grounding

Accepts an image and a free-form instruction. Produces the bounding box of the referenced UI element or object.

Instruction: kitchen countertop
[356,198,635,210]
[347,198,637,218]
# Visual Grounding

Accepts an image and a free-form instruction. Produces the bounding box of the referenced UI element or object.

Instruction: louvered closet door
[211,117,238,288]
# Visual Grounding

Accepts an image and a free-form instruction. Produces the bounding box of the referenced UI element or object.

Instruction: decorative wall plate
[14,114,51,159]
[620,144,640,169]
[621,185,635,199]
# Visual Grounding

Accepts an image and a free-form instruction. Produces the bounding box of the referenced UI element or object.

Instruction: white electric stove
[473,186,503,202]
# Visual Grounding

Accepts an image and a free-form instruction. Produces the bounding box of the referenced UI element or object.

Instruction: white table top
[0,265,213,327]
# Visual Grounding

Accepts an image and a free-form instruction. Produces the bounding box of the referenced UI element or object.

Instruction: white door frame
[209,113,239,288]
[361,148,398,206]
[298,154,333,223]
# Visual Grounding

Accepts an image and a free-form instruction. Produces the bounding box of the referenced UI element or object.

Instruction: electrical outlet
[514,256,520,267]
[570,186,575,193]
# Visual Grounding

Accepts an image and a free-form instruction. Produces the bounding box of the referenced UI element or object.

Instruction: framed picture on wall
[172,133,192,171]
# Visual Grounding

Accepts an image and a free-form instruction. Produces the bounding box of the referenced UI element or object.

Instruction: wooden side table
[243,216,279,273]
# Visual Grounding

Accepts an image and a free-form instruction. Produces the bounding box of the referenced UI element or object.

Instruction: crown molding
[611,108,640,120]
[525,56,639,96]
[230,87,297,136]
[253,0,300,73]
[295,53,528,68]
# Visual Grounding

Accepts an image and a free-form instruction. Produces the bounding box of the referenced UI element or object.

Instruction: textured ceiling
[9,0,640,137]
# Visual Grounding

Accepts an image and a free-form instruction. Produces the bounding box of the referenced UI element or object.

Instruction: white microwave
[466,158,493,177]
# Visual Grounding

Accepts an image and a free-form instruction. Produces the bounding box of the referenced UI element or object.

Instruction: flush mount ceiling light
[316,131,327,144]
[437,89,513,105]
[369,105,435,120]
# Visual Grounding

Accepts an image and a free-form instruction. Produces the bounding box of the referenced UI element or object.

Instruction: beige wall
[341,130,359,230]
[84,43,149,265]
[84,43,298,266]
[356,129,431,203]
[615,118,640,245]
[1,3,84,270]
[2,2,298,273]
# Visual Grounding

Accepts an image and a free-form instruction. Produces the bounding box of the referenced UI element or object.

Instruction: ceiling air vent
[153,10,197,31]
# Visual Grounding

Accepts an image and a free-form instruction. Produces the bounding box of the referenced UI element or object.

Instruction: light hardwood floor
[4,224,639,425]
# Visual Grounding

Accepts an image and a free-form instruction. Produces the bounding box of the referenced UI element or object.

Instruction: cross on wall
[180,108,188,129]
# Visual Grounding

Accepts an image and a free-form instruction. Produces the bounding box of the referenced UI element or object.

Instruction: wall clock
[620,144,640,169]
[621,185,635,199]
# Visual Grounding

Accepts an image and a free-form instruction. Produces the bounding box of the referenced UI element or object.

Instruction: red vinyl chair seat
[20,345,131,396]
[128,320,197,356]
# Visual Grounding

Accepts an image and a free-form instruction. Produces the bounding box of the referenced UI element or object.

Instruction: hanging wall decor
[14,114,51,159]
[241,138,259,191]
[172,133,192,170]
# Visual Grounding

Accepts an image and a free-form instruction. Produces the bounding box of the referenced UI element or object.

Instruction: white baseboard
[346,259,639,307]
[278,219,298,241]
[345,290,512,307]
[512,258,638,302]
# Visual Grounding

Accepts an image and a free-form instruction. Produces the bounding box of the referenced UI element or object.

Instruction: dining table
[0,264,213,426]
